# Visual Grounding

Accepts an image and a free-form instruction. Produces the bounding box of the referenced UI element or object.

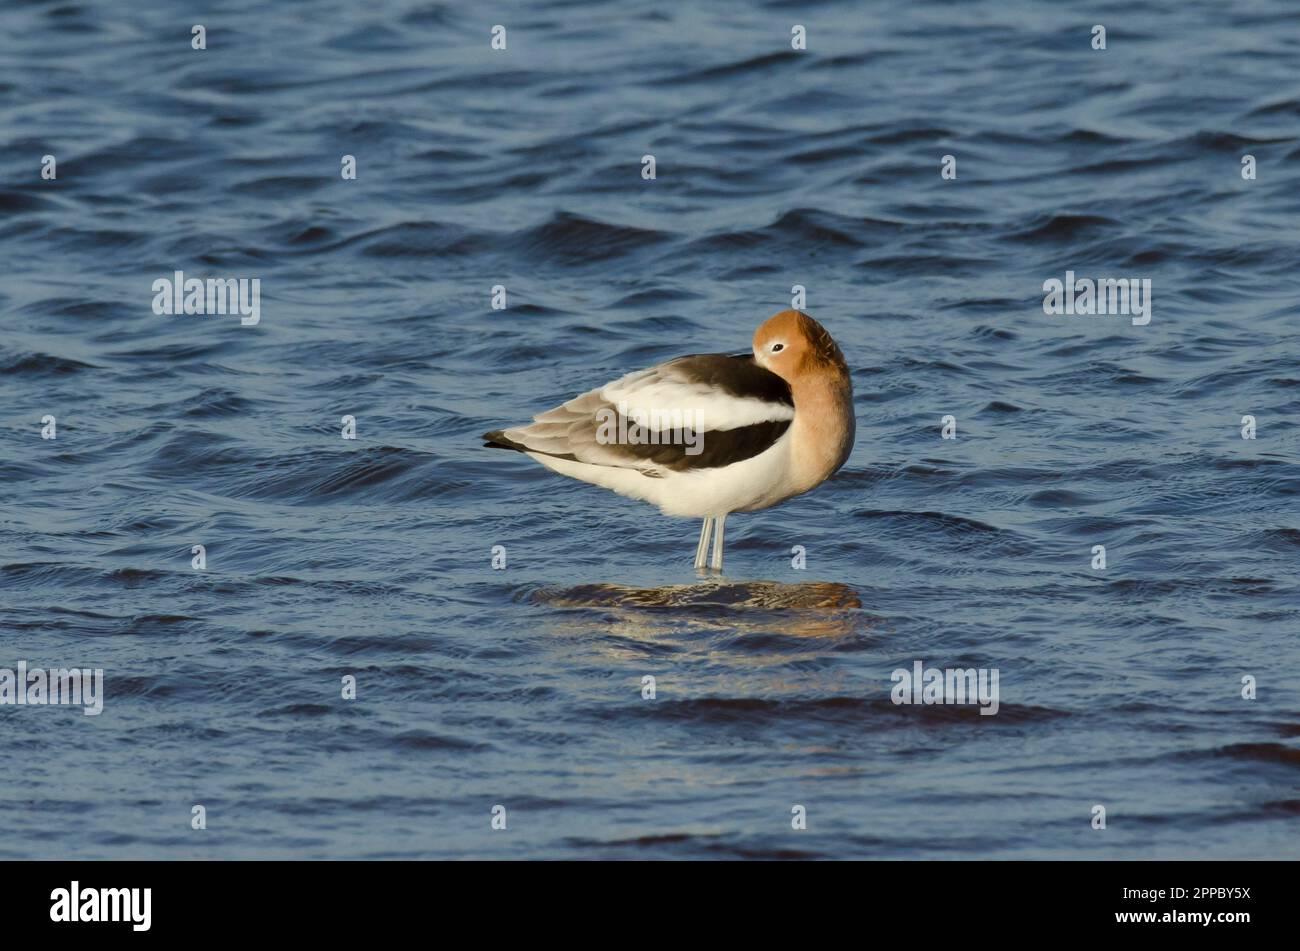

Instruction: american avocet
[482,309,854,571]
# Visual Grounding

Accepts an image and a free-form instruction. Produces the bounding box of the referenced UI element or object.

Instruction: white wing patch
[600,361,793,433]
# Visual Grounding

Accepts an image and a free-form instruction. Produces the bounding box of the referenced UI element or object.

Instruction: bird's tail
[482,429,524,451]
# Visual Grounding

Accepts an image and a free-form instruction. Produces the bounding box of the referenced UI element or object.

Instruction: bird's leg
[693,517,714,570]
[709,514,727,572]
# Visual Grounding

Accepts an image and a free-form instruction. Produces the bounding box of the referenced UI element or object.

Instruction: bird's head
[752,309,847,382]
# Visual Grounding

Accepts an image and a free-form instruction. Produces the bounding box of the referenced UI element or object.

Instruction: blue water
[2,0,1298,859]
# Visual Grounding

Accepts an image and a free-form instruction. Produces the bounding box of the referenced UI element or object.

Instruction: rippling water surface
[2,0,1299,859]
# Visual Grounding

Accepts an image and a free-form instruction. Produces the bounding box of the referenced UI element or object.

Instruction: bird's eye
[771,343,784,353]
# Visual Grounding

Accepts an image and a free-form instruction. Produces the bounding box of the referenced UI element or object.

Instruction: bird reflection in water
[530,580,868,641]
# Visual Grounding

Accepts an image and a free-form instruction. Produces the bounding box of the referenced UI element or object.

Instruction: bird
[482,309,855,571]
